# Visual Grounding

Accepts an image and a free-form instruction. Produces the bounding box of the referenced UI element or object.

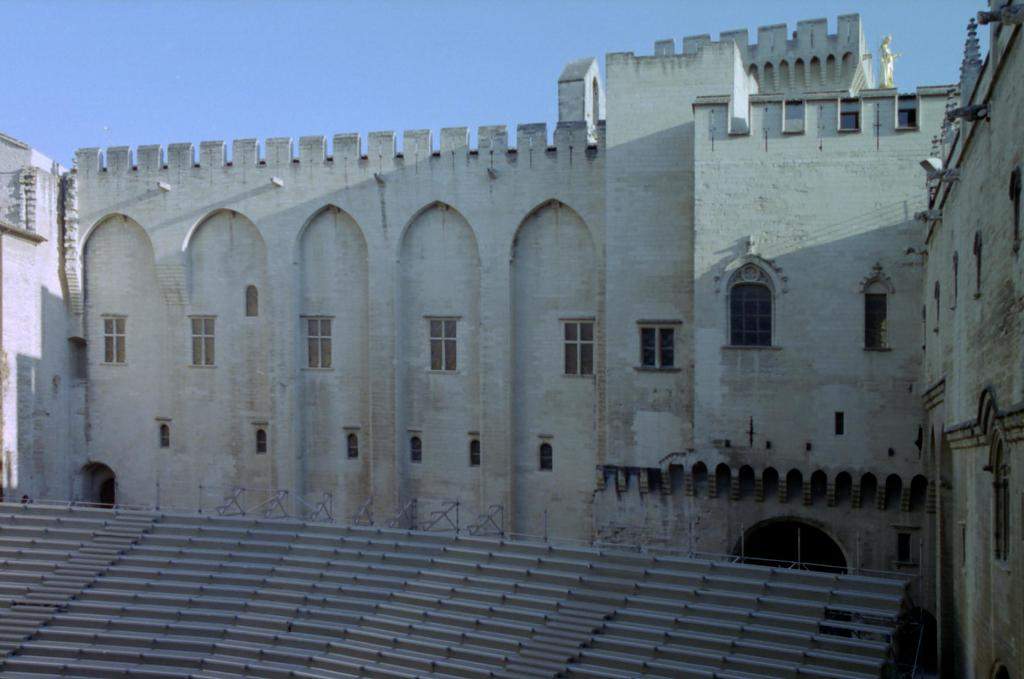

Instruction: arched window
[729,264,772,347]
[835,472,852,505]
[691,461,708,496]
[469,439,481,467]
[860,473,878,508]
[245,285,258,317]
[993,438,1010,561]
[256,428,267,454]
[738,465,755,499]
[410,436,422,463]
[539,443,553,471]
[346,433,358,459]
[762,467,779,501]
[884,474,903,511]
[810,470,827,504]
[864,285,888,349]
[973,231,983,295]
[714,463,731,498]
[785,469,803,503]
[159,423,170,448]
[910,474,928,512]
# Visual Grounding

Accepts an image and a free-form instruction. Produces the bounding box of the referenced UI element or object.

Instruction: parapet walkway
[0,503,907,678]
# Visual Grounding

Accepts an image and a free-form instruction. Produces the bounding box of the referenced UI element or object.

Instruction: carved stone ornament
[859,261,895,294]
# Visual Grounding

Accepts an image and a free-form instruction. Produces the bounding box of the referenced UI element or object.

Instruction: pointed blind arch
[245,285,258,317]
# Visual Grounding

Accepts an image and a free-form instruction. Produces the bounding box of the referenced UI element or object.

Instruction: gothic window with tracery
[729,265,772,347]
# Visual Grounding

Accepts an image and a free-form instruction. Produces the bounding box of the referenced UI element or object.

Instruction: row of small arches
[748,52,857,92]
[681,463,930,512]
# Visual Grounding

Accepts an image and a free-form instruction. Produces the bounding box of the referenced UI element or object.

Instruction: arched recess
[83,214,164,496]
[762,63,775,92]
[777,60,790,91]
[762,467,779,501]
[511,200,596,538]
[714,463,731,498]
[835,471,852,505]
[860,472,878,508]
[809,57,822,88]
[794,59,806,90]
[841,52,855,81]
[185,209,270,486]
[80,462,116,507]
[736,517,848,572]
[692,462,708,497]
[397,202,481,504]
[298,206,370,509]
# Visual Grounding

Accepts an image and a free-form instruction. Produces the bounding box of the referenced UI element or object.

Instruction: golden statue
[879,35,900,88]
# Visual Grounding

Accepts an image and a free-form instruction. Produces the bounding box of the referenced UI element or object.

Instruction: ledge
[634,366,682,373]
[721,345,781,351]
[0,220,46,245]
[864,347,893,352]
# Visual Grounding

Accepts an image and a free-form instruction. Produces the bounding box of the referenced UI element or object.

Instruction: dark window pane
[115,337,125,363]
[347,434,358,458]
[205,318,214,335]
[410,437,422,462]
[320,339,331,368]
[192,318,202,334]
[444,320,456,338]
[430,340,442,370]
[105,318,113,334]
[641,328,656,366]
[444,339,456,371]
[321,319,331,337]
[430,320,442,338]
[564,323,577,341]
[204,337,214,365]
[865,294,887,348]
[564,343,577,375]
[115,318,125,333]
[731,284,771,346]
[539,443,553,470]
[105,337,114,363]
[308,339,318,368]
[308,319,318,337]
[469,440,480,466]
[660,328,674,367]
[580,343,593,375]
[580,322,593,342]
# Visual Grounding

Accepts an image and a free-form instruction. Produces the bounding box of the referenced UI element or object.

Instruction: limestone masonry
[2,6,1022,677]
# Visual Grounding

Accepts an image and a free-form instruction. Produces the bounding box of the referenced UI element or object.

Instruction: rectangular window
[306,318,332,368]
[864,294,888,349]
[103,317,126,364]
[897,96,918,128]
[564,321,594,375]
[429,319,457,371]
[640,326,675,368]
[897,532,912,562]
[190,317,215,366]
[839,100,860,131]
[834,411,845,436]
[784,100,805,133]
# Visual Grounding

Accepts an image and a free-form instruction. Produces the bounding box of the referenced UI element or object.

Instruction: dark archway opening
[81,462,116,508]
[737,519,847,573]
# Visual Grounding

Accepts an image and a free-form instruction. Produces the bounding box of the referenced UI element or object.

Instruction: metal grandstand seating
[0,503,908,678]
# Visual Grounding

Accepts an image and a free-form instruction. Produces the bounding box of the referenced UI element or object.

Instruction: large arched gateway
[80,462,116,507]
[736,518,848,573]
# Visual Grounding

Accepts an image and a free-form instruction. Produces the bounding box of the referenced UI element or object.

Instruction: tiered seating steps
[0,504,906,678]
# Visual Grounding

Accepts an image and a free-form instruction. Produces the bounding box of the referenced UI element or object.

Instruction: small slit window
[539,443,553,471]
[834,412,844,436]
[897,532,912,562]
[245,285,259,317]
[159,423,170,448]
[839,99,860,131]
[469,439,481,467]
[347,433,358,459]
[410,436,422,463]
[256,428,267,454]
[1010,166,1021,251]
[973,231,983,296]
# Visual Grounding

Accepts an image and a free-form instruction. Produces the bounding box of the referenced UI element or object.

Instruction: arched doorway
[81,463,116,508]
[736,518,847,572]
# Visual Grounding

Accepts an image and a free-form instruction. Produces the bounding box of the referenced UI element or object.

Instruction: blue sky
[2,0,979,166]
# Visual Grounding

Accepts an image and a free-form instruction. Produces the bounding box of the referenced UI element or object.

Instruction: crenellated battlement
[74,122,603,176]
[655,14,873,95]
